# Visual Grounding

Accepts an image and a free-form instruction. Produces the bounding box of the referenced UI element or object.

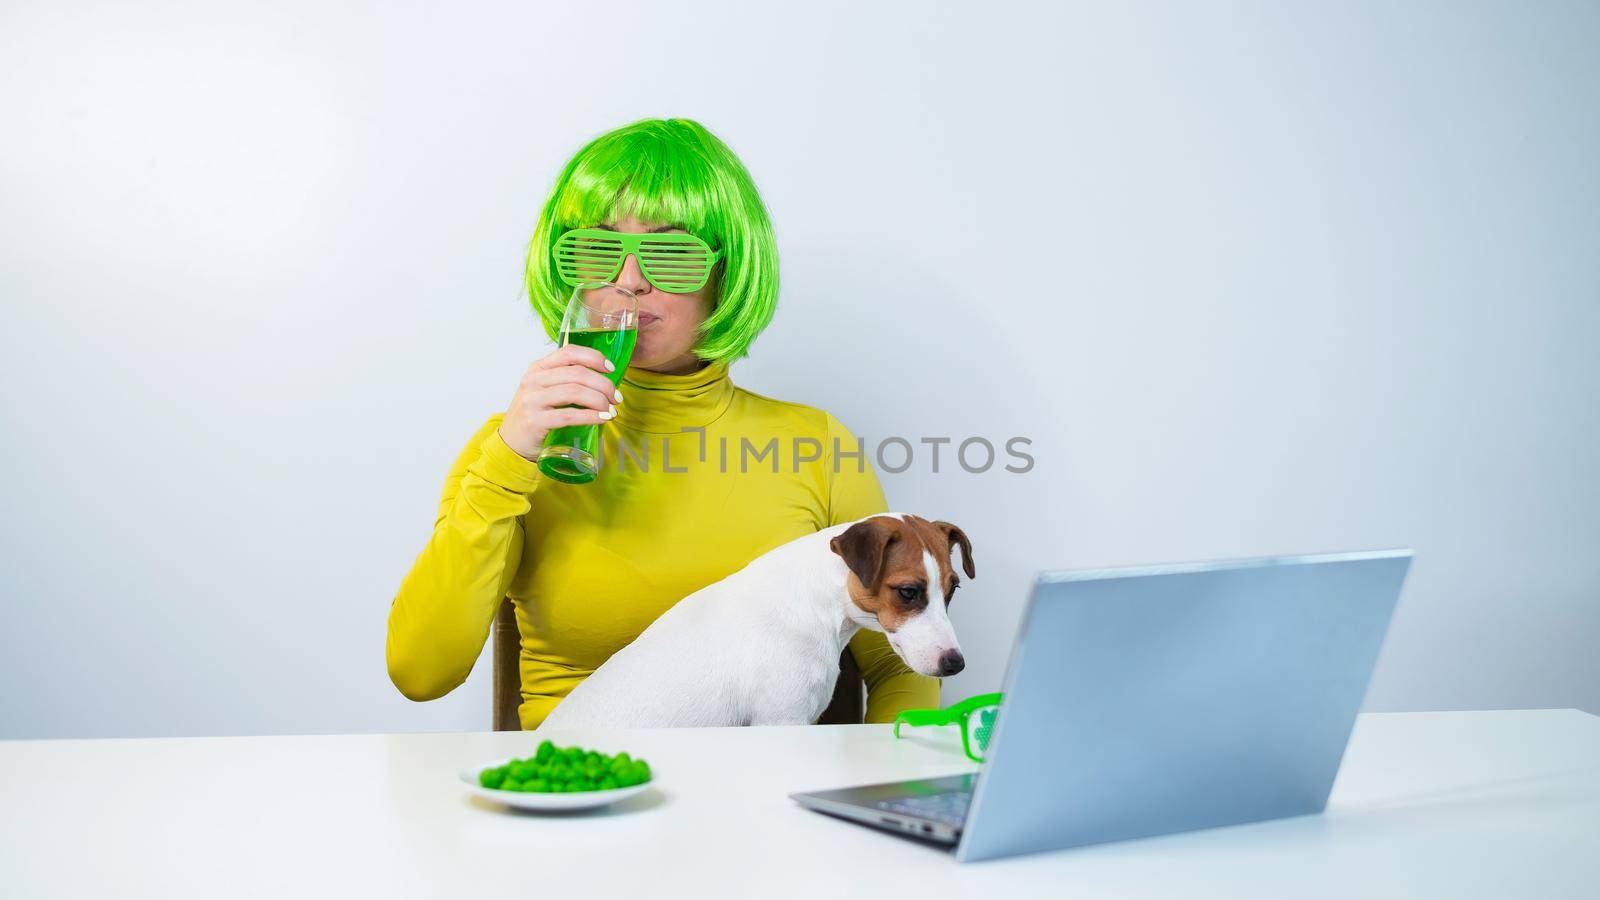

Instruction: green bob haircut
[524,118,779,364]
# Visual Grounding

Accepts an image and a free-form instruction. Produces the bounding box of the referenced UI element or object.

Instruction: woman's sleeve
[385,414,543,701]
[824,413,942,723]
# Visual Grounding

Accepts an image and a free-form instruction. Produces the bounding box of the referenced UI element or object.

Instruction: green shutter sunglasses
[553,228,724,294]
[893,692,1004,763]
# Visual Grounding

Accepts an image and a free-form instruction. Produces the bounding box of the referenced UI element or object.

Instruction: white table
[1,710,1596,898]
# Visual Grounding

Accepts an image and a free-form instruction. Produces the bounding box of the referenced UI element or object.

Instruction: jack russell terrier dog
[537,513,975,729]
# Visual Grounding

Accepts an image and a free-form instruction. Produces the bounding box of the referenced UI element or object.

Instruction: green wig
[524,118,779,363]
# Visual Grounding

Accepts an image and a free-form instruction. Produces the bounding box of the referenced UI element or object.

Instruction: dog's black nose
[938,650,965,676]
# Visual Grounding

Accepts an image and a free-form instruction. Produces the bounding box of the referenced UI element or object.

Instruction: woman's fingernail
[599,408,615,420]
[613,389,623,403]
[604,359,616,372]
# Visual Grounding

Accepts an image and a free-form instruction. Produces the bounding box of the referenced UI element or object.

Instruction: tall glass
[537,282,638,484]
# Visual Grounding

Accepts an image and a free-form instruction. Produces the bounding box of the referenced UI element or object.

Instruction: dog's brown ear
[830,518,897,590]
[934,521,975,579]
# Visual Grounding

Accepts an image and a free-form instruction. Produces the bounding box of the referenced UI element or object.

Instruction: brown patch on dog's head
[829,514,976,633]
[933,519,976,580]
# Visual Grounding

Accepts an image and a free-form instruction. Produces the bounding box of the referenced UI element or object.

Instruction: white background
[2,1,1595,739]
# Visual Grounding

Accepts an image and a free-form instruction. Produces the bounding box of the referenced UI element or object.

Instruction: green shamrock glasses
[892,692,1004,763]
[553,228,724,294]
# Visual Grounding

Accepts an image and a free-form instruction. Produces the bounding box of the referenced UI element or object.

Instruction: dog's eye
[896,585,922,602]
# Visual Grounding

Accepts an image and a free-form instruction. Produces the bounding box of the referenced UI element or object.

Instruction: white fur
[537,512,962,730]
[885,549,963,676]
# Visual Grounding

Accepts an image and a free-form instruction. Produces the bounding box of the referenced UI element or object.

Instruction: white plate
[460,758,654,811]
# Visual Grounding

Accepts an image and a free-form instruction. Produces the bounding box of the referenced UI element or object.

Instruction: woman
[385,117,937,729]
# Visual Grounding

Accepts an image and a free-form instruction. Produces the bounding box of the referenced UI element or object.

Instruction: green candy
[479,744,651,794]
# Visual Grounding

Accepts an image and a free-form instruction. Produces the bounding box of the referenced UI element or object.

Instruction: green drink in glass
[537,281,638,484]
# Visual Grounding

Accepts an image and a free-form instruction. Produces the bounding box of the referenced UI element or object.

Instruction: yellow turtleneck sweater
[386,360,939,729]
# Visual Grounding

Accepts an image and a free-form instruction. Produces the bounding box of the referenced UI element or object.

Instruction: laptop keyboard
[875,791,972,826]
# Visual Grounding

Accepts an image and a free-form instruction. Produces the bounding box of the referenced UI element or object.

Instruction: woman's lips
[638,312,661,327]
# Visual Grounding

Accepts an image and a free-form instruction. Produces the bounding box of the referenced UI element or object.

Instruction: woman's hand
[498,345,622,460]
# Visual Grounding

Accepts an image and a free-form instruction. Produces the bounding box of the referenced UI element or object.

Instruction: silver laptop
[791,550,1413,862]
